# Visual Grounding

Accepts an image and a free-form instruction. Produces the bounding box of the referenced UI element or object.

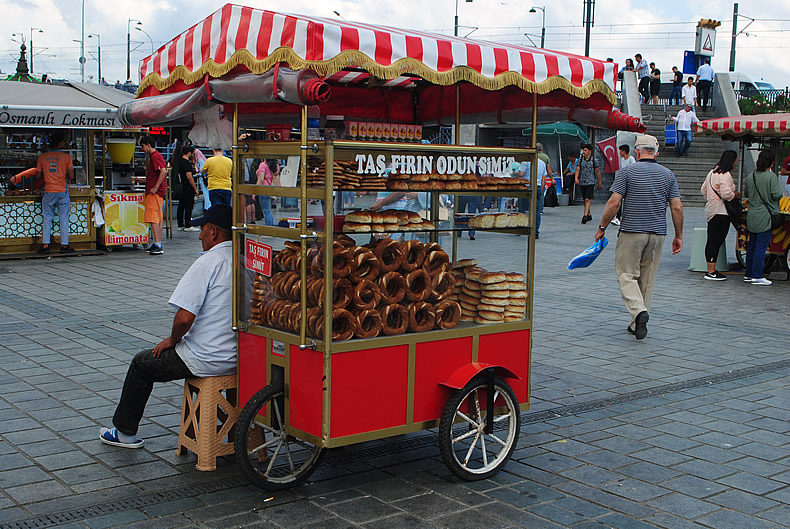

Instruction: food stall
[0,80,134,254]
[122,4,645,489]
[695,113,790,276]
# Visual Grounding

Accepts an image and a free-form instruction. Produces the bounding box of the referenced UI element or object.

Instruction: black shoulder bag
[751,172,782,230]
[708,173,743,227]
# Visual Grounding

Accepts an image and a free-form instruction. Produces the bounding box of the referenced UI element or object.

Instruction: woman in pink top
[700,150,739,280]
[255,159,279,225]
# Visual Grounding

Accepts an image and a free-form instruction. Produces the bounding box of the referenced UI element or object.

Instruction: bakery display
[248,237,460,340]
[467,213,529,229]
[342,209,435,233]
[387,173,529,191]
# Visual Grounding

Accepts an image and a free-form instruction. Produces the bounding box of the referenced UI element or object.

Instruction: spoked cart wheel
[438,372,520,480]
[235,382,324,490]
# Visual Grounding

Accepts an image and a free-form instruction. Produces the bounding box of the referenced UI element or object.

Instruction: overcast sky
[2,0,788,89]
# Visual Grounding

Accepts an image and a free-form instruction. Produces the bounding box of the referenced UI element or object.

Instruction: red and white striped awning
[324,70,416,89]
[694,113,790,138]
[138,3,617,104]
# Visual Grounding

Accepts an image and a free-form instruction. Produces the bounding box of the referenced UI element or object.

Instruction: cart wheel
[438,374,520,481]
[234,382,324,491]
[735,247,746,268]
[785,246,790,274]
[735,247,775,274]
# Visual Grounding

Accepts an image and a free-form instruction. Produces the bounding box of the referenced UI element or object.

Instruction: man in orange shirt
[36,133,75,254]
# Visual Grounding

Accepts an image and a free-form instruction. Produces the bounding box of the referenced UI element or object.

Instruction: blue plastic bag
[199,176,212,211]
[568,237,609,270]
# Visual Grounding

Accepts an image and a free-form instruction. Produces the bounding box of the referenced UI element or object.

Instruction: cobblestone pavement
[0,201,788,529]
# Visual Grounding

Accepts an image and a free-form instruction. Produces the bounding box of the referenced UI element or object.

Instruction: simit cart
[695,113,790,278]
[120,4,646,490]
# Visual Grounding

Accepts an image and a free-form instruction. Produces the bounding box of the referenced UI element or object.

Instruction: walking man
[140,136,167,255]
[669,66,683,105]
[201,147,233,206]
[682,77,698,109]
[594,135,684,340]
[695,58,714,111]
[100,205,235,448]
[635,53,650,103]
[672,103,700,156]
[36,133,75,254]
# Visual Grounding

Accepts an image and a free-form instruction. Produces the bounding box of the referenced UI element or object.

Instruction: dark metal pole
[540,8,545,48]
[584,0,594,57]
[729,2,738,72]
[126,26,130,82]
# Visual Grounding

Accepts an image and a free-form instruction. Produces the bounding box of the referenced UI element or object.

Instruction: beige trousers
[614,232,665,328]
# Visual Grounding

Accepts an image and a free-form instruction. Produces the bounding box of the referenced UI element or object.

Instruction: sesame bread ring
[349,250,381,283]
[401,240,426,272]
[378,271,407,305]
[379,304,409,336]
[374,238,404,273]
[405,269,433,302]
[423,249,450,277]
[332,245,355,279]
[355,309,382,339]
[429,271,455,303]
[435,300,461,330]
[352,279,382,311]
[408,301,436,333]
[331,308,356,341]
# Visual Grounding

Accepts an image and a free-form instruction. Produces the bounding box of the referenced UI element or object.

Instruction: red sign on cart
[245,240,272,276]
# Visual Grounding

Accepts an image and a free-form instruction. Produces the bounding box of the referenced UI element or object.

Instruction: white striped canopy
[695,113,790,138]
[138,3,616,104]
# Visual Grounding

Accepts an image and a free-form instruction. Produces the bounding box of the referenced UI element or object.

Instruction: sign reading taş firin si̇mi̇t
[354,154,516,175]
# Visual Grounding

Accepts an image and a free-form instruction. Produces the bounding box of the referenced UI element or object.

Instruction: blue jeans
[259,196,274,226]
[458,195,483,236]
[42,191,70,245]
[517,188,544,236]
[745,230,772,279]
[669,86,682,105]
[677,130,692,155]
[209,189,232,207]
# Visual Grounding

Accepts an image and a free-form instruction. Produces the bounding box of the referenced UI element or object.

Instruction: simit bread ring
[349,249,381,283]
[400,240,426,272]
[319,277,353,309]
[333,244,356,279]
[429,270,455,303]
[435,299,461,329]
[353,279,382,311]
[355,309,382,339]
[405,269,432,302]
[423,249,450,277]
[331,308,356,341]
[374,238,404,273]
[408,301,436,333]
[379,304,409,336]
[378,271,407,305]
[334,233,356,247]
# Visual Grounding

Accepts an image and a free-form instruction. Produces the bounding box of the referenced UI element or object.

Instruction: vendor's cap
[510,162,521,172]
[191,205,233,231]
[634,134,659,150]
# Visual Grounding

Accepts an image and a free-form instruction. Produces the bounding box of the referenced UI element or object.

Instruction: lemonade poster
[104,193,149,246]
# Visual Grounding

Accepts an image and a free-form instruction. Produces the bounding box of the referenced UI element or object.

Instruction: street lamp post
[127,18,141,82]
[79,0,85,82]
[528,6,545,48]
[454,0,474,37]
[88,33,101,83]
[135,26,154,55]
[30,27,42,73]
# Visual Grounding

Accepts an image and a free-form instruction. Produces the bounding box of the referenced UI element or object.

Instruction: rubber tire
[234,382,324,491]
[438,375,520,481]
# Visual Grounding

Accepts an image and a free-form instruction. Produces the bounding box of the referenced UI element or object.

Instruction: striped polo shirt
[610,159,680,235]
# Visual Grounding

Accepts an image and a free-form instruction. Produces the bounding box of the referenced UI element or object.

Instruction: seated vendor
[100,205,236,449]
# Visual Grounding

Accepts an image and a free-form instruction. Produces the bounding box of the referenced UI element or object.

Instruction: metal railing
[734,88,789,105]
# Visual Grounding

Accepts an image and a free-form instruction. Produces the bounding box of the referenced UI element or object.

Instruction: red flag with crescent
[596,136,619,173]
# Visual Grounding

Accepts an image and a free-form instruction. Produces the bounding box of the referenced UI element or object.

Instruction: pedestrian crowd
[620,54,714,111]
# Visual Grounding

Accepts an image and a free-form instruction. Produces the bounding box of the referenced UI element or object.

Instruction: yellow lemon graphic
[125,224,147,236]
[138,204,146,223]
[106,203,119,225]
[110,219,122,233]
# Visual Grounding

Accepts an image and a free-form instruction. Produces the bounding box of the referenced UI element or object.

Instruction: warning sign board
[695,26,716,56]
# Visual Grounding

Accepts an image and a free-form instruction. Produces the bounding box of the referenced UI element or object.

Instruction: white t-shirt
[170,240,236,377]
[682,85,697,105]
[619,155,636,169]
[519,159,548,187]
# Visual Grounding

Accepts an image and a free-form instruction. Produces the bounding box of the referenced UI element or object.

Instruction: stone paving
[0,199,788,528]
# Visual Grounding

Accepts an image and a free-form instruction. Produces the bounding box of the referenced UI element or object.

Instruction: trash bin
[557,194,570,206]
[688,227,727,272]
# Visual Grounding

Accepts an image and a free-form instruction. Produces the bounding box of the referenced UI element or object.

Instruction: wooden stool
[176,375,239,471]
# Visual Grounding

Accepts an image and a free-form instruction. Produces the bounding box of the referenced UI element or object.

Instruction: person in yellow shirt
[200,148,232,206]
[36,133,75,254]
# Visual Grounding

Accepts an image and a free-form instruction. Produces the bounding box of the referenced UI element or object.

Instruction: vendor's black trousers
[638,76,650,102]
[177,189,196,228]
[705,214,730,263]
[698,80,712,110]
[113,347,193,436]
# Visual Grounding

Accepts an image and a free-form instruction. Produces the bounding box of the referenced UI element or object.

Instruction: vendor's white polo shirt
[170,240,236,377]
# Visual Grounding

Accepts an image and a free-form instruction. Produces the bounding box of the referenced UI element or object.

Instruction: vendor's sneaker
[60,245,76,254]
[751,278,772,286]
[145,244,156,252]
[704,272,726,281]
[743,276,752,282]
[99,427,144,449]
[150,246,164,255]
[184,226,200,232]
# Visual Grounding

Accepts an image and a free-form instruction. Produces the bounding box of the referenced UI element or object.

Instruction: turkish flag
[597,136,619,173]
